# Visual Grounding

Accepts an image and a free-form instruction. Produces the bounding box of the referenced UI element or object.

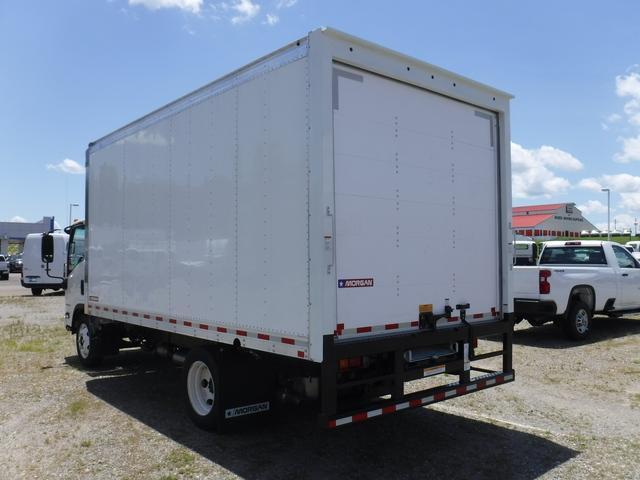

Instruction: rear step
[327,370,514,428]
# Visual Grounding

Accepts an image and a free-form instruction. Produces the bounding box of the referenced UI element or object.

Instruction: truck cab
[64,221,86,332]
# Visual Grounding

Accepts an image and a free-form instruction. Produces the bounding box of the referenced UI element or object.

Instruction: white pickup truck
[513,240,640,339]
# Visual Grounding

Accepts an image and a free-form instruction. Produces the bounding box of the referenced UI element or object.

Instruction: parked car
[513,240,640,339]
[9,253,23,273]
[625,240,640,252]
[0,255,9,280]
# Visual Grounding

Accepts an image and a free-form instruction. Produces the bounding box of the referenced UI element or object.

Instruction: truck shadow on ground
[72,352,577,480]
[512,315,640,349]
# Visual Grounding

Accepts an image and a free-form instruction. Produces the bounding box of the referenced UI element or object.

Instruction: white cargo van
[22,232,68,295]
[63,28,514,430]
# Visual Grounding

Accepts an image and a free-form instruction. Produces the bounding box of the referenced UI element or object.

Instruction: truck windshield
[69,226,85,271]
[539,246,607,265]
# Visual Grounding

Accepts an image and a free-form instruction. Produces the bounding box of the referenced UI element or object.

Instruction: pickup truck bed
[513,240,640,339]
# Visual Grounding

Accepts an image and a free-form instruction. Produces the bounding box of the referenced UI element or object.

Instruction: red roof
[512,213,553,228]
[512,203,564,214]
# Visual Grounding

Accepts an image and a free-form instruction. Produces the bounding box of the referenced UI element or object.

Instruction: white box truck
[22,232,68,295]
[61,28,514,430]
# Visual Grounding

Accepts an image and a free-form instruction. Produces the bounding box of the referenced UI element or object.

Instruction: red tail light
[339,356,364,371]
[539,269,551,294]
[472,337,478,348]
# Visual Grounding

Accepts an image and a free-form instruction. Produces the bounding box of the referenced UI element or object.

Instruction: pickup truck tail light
[539,269,552,294]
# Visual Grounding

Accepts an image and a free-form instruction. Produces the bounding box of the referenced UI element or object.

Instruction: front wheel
[76,317,103,367]
[184,347,221,431]
[31,288,42,296]
[563,300,592,340]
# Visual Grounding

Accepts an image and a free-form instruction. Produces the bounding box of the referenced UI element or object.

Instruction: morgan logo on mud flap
[224,401,270,419]
[338,278,374,288]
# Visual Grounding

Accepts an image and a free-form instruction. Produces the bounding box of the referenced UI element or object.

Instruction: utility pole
[69,203,79,228]
[601,188,611,241]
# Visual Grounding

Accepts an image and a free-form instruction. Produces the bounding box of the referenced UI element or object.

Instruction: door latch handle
[622,273,629,277]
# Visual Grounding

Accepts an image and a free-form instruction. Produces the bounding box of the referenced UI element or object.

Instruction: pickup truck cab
[513,240,640,339]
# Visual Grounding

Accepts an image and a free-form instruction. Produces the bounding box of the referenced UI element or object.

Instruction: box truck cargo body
[65,28,514,429]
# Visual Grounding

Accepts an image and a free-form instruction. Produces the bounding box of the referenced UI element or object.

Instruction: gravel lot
[0,272,638,479]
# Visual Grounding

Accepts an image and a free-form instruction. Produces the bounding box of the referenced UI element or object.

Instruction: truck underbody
[69,311,514,429]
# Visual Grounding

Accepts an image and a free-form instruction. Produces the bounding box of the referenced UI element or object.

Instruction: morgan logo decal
[224,401,270,419]
[338,278,374,288]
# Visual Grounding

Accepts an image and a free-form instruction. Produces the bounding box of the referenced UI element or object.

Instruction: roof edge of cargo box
[87,27,513,155]
[87,35,310,154]
[320,27,514,101]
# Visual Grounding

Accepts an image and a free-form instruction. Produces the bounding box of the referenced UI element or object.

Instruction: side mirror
[42,233,54,263]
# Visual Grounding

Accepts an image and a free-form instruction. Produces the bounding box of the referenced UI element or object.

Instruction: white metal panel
[88,144,124,309]
[333,65,501,333]
[236,58,310,337]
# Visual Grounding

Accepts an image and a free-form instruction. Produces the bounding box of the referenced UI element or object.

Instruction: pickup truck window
[539,246,607,265]
[612,244,638,269]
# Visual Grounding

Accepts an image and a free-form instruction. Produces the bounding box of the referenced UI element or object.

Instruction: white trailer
[22,232,68,295]
[63,27,514,430]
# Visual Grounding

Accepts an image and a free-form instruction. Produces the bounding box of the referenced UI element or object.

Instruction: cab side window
[612,245,638,269]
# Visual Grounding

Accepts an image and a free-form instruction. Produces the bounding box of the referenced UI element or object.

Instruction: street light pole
[68,203,79,227]
[601,188,610,241]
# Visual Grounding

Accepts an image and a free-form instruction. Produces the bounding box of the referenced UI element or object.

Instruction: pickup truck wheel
[31,288,42,296]
[184,348,221,431]
[563,300,591,340]
[76,317,103,367]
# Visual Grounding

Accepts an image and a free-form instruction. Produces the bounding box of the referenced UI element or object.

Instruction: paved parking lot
[0,273,638,479]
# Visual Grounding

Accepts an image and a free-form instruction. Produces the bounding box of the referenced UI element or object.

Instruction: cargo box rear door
[332,64,501,338]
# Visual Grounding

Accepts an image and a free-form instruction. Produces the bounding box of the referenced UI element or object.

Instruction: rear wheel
[31,288,42,296]
[76,317,103,367]
[563,300,591,340]
[184,347,221,431]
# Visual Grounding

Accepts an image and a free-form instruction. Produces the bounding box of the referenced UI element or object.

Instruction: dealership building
[0,217,56,255]
[512,203,597,238]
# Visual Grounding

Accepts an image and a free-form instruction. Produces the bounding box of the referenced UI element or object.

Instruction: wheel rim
[77,323,90,358]
[575,309,589,334]
[187,360,215,416]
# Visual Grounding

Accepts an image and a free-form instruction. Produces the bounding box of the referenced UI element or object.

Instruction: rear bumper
[514,298,557,317]
[21,280,65,289]
[320,317,514,428]
[329,370,514,428]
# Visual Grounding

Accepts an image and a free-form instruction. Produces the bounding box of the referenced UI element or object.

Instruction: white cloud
[620,192,640,212]
[613,69,640,161]
[511,142,581,199]
[601,173,640,192]
[578,178,603,191]
[128,0,202,13]
[577,200,608,215]
[10,216,27,223]
[230,0,260,24]
[614,135,640,163]
[263,13,279,25]
[276,0,297,8]
[46,158,85,175]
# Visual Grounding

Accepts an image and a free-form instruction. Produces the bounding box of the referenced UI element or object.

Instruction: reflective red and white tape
[327,371,514,428]
[87,303,308,359]
[335,309,499,337]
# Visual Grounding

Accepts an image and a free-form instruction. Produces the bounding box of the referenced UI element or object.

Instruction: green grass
[0,321,68,354]
[68,398,89,416]
[80,440,92,448]
[164,448,197,476]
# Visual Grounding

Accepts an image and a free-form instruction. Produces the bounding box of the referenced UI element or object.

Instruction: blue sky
[1,0,640,231]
